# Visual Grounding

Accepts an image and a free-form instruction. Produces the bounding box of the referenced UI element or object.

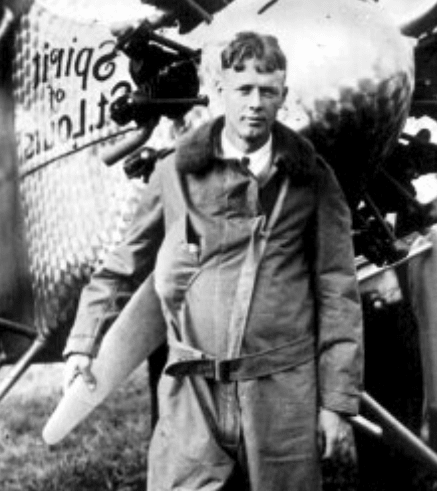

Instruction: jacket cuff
[62,334,98,359]
[321,390,361,415]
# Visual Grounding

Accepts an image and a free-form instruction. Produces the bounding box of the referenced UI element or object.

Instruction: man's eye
[262,89,278,98]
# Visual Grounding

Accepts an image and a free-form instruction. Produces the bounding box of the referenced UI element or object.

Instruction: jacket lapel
[175,117,319,183]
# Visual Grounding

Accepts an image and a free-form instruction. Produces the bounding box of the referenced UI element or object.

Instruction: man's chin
[243,127,268,141]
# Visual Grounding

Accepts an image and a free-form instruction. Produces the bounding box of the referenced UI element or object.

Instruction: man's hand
[318,407,354,460]
[63,354,97,393]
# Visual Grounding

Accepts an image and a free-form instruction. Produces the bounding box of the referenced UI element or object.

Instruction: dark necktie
[240,156,250,170]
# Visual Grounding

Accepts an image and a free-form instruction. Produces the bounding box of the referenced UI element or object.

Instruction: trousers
[147,359,322,491]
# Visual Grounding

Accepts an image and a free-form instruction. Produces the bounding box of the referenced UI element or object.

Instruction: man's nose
[248,89,262,108]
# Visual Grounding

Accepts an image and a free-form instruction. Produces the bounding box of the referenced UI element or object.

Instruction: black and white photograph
[1,1,437,489]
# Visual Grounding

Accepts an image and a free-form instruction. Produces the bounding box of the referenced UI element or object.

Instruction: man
[64,31,363,490]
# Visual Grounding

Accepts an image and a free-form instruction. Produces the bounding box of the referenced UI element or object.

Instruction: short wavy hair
[221,31,286,73]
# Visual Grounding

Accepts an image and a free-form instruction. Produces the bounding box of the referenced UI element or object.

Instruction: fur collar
[175,117,318,182]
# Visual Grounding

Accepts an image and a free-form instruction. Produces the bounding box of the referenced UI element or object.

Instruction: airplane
[3,0,437,484]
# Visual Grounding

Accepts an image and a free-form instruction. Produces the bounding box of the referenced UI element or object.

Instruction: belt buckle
[214,359,230,383]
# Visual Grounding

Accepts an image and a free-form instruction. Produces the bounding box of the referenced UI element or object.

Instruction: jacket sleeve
[63,164,165,358]
[313,157,364,415]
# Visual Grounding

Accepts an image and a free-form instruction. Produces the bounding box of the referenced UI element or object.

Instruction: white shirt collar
[221,131,273,178]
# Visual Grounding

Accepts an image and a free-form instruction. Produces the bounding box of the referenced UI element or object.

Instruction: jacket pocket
[155,214,202,313]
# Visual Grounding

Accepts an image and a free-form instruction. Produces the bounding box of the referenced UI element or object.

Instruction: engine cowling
[185,0,415,205]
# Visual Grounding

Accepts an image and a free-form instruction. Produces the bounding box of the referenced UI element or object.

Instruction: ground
[0,362,151,491]
[0,362,435,490]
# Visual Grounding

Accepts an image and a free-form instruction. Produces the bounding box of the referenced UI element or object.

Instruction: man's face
[219,58,287,152]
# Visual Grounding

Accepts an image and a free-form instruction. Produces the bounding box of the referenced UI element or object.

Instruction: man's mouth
[246,117,265,125]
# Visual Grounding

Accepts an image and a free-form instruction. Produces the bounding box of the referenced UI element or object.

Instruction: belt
[165,336,315,383]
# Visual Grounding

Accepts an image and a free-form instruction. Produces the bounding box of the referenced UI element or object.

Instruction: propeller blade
[42,275,166,445]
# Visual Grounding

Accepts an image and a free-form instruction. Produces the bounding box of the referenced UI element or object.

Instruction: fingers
[337,424,356,462]
[318,408,339,459]
[321,424,336,460]
[62,358,77,392]
[81,366,97,392]
[318,408,355,461]
[63,355,97,393]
